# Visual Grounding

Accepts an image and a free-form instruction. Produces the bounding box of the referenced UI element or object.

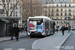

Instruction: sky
[39,0,72,4]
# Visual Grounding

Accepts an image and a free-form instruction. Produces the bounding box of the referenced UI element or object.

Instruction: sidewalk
[32,31,72,50]
[0,31,28,42]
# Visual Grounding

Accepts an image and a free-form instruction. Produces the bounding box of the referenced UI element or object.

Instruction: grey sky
[39,0,72,4]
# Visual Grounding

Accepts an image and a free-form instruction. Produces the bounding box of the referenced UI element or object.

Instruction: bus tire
[30,35,33,38]
[52,31,54,35]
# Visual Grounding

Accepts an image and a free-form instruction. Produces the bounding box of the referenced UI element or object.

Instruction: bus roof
[28,16,51,20]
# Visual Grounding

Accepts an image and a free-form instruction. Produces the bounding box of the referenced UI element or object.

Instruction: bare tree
[1,0,20,17]
[22,0,43,22]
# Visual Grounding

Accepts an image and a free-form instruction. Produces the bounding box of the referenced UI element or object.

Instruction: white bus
[27,16,55,37]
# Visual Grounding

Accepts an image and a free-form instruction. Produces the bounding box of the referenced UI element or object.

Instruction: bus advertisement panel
[29,21,37,32]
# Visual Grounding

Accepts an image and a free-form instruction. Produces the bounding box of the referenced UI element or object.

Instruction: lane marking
[4,48,12,50]
[18,48,25,50]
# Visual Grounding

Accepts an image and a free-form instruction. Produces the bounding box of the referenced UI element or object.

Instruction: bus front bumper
[28,32,46,36]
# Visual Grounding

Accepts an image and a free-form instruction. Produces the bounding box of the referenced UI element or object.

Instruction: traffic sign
[23,23,25,25]
[65,17,69,18]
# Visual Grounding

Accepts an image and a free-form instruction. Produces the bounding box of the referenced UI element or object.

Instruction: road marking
[18,48,25,50]
[4,48,12,50]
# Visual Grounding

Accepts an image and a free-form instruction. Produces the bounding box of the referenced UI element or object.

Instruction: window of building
[57,21,58,24]
[61,21,62,24]
[52,14,53,16]
[2,0,5,2]
[10,11,12,16]
[61,9,63,11]
[69,4,71,7]
[56,17,58,19]
[57,4,58,7]
[69,9,71,11]
[45,14,47,16]
[56,13,59,16]
[52,9,53,12]
[65,13,67,16]
[56,9,59,11]
[49,9,50,12]
[46,1,48,4]
[69,13,71,16]
[64,21,66,23]
[52,17,53,19]
[61,17,62,20]
[61,13,62,16]
[48,14,50,16]
[65,9,66,11]
[61,4,62,7]
[65,4,66,7]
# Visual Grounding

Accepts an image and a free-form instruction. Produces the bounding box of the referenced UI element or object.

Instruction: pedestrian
[53,22,56,33]
[61,26,65,35]
[9,25,14,40]
[19,26,22,32]
[25,25,27,33]
[14,25,20,41]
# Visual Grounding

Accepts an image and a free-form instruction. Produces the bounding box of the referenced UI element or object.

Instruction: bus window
[29,19,43,25]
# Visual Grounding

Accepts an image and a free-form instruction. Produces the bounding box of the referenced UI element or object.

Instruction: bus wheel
[52,31,54,35]
[30,35,33,38]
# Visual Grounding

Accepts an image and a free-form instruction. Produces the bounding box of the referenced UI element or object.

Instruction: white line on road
[18,48,25,50]
[4,48,25,50]
[4,48,12,50]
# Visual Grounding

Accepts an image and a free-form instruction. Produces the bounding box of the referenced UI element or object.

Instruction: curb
[59,33,72,50]
[0,36,28,42]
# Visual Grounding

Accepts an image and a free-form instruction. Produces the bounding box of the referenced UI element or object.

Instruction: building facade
[0,0,22,17]
[0,0,22,36]
[71,0,75,3]
[0,0,22,25]
[39,0,75,27]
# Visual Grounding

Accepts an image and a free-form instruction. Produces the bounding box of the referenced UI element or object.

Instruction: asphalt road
[60,31,75,50]
[0,36,41,50]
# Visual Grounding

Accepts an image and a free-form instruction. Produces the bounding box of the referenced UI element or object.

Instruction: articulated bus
[27,16,55,37]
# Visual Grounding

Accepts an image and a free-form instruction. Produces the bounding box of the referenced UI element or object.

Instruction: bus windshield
[29,18,43,25]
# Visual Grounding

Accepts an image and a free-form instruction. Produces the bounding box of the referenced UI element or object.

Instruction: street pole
[68,15,71,33]
[31,0,33,17]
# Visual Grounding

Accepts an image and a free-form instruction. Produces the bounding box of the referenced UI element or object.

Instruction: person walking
[14,25,20,41]
[25,25,27,33]
[53,22,56,33]
[9,25,14,40]
[61,26,65,35]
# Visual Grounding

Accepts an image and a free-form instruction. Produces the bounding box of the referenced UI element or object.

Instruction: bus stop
[0,16,22,37]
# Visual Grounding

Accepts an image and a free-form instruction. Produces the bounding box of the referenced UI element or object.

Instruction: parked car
[55,26,62,31]
[71,27,75,30]
[59,26,68,31]
[59,26,62,31]
[55,28,58,31]
[65,27,68,30]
